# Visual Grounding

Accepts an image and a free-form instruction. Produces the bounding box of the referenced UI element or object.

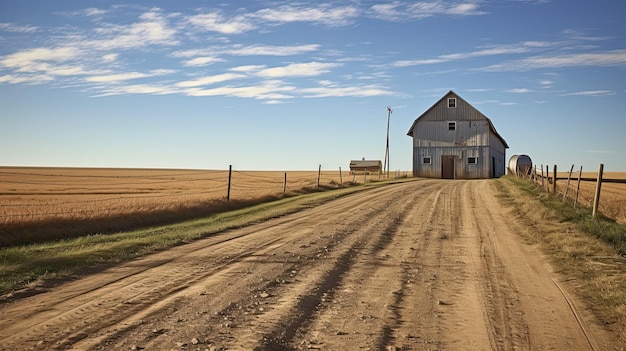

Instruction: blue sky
[1,0,625,172]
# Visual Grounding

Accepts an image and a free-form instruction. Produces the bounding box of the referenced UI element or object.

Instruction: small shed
[508,154,533,176]
[349,159,382,174]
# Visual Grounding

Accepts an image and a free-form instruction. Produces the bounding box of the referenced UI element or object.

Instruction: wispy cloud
[95,83,180,97]
[0,74,53,84]
[504,88,533,93]
[392,42,538,67]
[1,47,80,72]
[102,53,118,63]
[481,49,626,71]
[255,62,341,78]
[229,65,267,73]
[175,73,246,88]
[0,23,38,33]
[187,4,359,35]
[184,80,296,99]
[370,1,486,21]
[300,84,394,97]
[173,44,320,59]
[86,69,175,83]
[187,12,255,35]
[539,80,553,88]
[560,90,616,97]
[182,57,225,67]
[474,99,517,106]
[252,4,359,27]
[86,10,178,50]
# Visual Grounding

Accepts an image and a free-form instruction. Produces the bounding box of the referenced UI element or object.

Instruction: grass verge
[495,176,626,344]
[0,179,413,297]
[503,176,626,255]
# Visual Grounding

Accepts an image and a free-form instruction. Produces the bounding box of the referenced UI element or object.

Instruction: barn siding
[411,120,490,147]
[489,133,507,177]
[413,146,489,179]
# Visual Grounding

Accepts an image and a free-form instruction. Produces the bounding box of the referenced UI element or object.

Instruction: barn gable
[407,90,509,179]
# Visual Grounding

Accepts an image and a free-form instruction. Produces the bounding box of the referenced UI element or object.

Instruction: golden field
[0,167,402,246]
[539,171,626,224]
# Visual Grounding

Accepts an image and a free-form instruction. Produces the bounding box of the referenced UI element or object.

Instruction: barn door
[441,155,455,179]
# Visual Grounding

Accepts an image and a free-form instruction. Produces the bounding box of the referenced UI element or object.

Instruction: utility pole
[383,106,392,177]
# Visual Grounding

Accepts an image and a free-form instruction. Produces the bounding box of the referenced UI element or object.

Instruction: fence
[513,163,626,223]
[0,166,409,237]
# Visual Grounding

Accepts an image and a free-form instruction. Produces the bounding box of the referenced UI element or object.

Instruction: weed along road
[0,180,615,350]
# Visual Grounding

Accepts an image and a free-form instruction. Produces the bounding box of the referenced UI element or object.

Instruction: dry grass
[0,167,406,246]
[527,171,626,224]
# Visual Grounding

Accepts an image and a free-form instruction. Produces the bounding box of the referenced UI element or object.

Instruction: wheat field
[0,167,401,246]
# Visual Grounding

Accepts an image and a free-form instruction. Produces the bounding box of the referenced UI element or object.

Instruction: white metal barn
[407,90,509,179]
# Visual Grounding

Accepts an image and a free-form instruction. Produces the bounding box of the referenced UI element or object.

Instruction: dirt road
[0,180,615,350]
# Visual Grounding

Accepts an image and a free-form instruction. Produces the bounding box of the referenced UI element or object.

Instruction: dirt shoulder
[0,180,621,350]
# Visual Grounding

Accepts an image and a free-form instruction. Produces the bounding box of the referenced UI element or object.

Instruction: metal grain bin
[508,154,533,176]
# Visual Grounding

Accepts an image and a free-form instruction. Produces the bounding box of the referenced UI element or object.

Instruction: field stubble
[0,167,391,246]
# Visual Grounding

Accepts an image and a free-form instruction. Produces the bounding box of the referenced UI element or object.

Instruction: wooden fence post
[541,165,545,189]
[339,167,343,187]
[574,166,582,208]
[227,165,232,201]
[534,165,538,184]
[552,165,557,194]
[317,164,321,188]
[592,164,604,218]
[283,172,287,193]
[563,164,574,200]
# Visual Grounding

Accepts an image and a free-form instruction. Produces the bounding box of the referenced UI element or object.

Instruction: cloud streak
[480,50,626,71]
[370,1,486,21]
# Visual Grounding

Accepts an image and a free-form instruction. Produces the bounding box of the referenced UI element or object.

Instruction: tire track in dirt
[378,180,492,350]
[279,181,447,350]
[250,183,430,351]
[468,181,531,350]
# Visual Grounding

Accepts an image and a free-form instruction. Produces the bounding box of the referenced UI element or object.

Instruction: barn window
[448,121,456,131]
[448,98,456,108]
[468,157,478,164]
[423,157,432,164]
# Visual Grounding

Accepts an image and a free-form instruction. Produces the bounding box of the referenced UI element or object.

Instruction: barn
[349,159,382,174]
[407,90,509,179]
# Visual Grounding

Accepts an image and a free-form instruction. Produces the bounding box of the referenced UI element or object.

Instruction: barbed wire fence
[511,163,626,222]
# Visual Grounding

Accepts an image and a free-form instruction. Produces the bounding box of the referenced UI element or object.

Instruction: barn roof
[406,90,509,148]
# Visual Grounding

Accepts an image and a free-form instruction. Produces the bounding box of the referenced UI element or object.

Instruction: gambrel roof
[406,90,509,148]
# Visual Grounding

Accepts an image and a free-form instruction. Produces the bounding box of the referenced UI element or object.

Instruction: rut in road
[0,180,605,351]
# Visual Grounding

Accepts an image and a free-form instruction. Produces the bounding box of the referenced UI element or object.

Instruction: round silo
[508,154,533,176]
